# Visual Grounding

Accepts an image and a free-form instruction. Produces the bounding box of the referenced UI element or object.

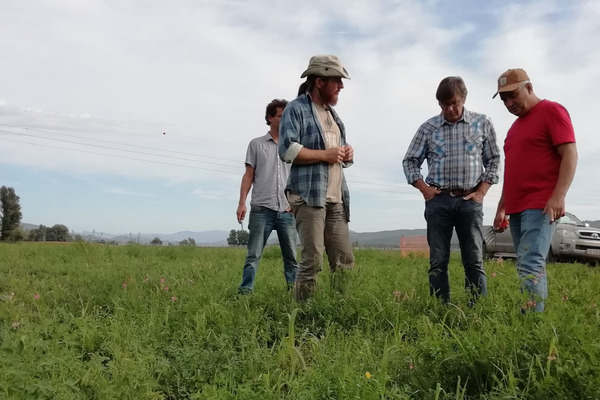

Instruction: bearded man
[279,55,355,301]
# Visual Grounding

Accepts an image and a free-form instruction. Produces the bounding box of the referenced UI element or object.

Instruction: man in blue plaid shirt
[279,55,355,301]
[403,76,501,305]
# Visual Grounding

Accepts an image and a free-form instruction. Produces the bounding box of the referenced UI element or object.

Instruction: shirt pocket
[427,138,445,160]
[464,131,483,155]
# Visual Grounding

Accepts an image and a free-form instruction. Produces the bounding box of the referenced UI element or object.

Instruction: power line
[0,136,241,176]
[0,122,241,164]
[2,135,413,193]
[0,129,240,169]
[0,125,413,192]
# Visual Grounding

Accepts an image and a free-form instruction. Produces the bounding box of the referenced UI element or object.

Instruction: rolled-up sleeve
[282,143,303,163]
[279,104,303,163]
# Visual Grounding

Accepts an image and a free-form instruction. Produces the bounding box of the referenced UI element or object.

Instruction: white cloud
[1,0,598,233]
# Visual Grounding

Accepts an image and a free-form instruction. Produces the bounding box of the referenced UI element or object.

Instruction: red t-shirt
[503,100,575,214]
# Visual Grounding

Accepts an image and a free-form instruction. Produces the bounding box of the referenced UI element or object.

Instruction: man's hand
[420,185,441,201]
[412,179,441,201]
[543,194,566,223]
[343,145,354,162]
[323,147,346,164]
[236,204,247,224]
[464,190,484,203]
[493,209,507,232]
[464,182,490,204]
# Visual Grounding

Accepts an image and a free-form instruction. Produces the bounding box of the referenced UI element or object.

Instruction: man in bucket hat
[492,68,578,312]
[279,55,355,301]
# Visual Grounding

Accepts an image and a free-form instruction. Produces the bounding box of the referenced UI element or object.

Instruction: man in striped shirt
[237,99,298,295]
[403,76,501,305]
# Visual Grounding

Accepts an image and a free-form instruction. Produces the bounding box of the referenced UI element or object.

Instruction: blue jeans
[425,193,486,303]
[239,207,298,292]
[509,209,556,312]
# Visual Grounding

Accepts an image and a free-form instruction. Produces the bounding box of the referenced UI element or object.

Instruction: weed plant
[0,243,599,399]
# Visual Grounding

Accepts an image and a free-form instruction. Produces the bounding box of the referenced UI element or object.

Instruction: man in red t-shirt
[492,68,577,312]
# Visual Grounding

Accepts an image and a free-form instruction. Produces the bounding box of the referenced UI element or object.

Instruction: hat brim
[300,68,350,79]
[492,82,522,99]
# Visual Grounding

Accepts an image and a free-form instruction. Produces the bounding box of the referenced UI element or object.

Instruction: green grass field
[1,243,599,399]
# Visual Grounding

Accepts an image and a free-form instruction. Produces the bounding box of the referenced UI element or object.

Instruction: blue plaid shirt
[279,93,353,220]
[403,109,500,190]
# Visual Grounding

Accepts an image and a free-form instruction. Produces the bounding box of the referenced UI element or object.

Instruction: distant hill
[350,229,427,247]
[21,220,600,247]
[20,223,430,248]
[20,223,39,230]
[85,230,230,246]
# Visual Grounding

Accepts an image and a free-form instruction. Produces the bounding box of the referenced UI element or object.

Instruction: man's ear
[525,82,534,94]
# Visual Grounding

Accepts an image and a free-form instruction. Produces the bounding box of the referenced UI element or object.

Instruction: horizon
[20,220,430,237]
[20,214,600,238]
[2,0,599,235]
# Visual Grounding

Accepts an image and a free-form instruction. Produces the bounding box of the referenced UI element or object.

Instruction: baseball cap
[492,68,530,98]
[300,55,350,79]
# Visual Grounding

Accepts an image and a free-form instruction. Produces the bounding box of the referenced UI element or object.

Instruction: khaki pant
[287,193,355,301]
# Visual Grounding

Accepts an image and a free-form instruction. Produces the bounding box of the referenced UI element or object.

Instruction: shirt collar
[263,132,275,142]
[439,108,472,127]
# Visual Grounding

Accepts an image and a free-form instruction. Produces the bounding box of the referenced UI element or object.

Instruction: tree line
[0,186,24,241]
[2,185,250,246]
[227,229,249,246]
[0,186,72,242]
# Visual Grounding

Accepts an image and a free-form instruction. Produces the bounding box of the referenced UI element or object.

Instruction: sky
[1,0,599,236]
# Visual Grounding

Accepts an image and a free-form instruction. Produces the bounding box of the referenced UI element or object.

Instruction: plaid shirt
[279,93,353,220]
[403,109,500,190]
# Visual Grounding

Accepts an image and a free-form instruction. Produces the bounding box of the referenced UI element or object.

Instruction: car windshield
[558,213,585,226]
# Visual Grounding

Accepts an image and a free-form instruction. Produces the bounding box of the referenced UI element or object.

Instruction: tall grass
[0,243,598,399]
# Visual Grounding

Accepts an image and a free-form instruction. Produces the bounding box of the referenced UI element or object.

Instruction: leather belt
[440,188,476,197]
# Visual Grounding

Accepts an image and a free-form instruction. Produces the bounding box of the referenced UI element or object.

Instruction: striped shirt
[278,93,353,220]
[403,109,500,190]
[245,132,290,212]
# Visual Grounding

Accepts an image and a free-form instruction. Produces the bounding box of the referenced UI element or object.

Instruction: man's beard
[316,87,338,106]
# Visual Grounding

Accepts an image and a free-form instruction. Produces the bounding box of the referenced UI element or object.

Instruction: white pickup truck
[483,212,600,265]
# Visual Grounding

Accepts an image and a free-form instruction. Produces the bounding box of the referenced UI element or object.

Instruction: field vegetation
[0,243,598,399]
